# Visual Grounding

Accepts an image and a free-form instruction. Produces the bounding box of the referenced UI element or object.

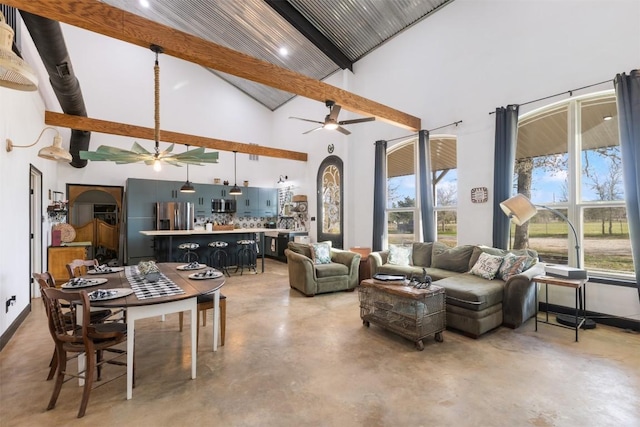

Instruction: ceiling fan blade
[130,142,152,154]
[303,126,323,135]
[336,126,351,135]
[290,116,324,125]
[329,103,341,121]
[339,117,375,125]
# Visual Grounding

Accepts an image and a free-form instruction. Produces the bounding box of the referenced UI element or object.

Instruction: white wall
[340,0,640,319]
[1,0,638,338]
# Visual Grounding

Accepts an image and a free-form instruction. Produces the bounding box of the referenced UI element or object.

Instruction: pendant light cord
[233,151,238,184]
[154,49,160,154]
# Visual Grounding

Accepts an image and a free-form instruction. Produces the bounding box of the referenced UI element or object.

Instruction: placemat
[124,266,185,300]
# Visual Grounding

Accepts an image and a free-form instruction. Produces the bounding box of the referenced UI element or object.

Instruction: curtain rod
[488,78,613,114]
[382,120,463,143]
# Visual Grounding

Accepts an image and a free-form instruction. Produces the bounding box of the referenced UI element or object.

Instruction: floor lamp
[499,194,595,329]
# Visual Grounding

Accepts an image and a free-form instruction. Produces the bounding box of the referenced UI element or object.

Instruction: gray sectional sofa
[368,242,544,338]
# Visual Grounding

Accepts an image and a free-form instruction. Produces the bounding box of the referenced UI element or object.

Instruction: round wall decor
[53,223,76,243]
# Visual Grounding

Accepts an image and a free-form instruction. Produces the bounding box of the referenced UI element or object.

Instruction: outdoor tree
[583,146,623,235]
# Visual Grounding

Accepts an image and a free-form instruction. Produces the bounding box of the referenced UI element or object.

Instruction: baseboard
[539,302,640,332]
[0,304,31,352]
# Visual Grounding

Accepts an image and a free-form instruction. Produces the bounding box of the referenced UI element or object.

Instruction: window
[386,136,457,246]
[514,92,632,278]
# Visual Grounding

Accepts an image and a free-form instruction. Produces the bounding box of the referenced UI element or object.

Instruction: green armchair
[284,242,361,296]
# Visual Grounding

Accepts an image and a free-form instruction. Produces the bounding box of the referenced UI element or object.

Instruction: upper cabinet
[127,178,278,219]
[126,179,158,218]
[234,187,259,217]
[258,188,278,217]
[233,187,278,217]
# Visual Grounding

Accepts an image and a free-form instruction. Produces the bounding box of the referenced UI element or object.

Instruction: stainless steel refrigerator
[156,202,194,230]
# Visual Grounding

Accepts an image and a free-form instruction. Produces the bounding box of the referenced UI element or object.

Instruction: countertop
[140,228,305,236]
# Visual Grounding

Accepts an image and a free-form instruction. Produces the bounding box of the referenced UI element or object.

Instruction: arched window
[514,92,632,278]
[386,136,457,247]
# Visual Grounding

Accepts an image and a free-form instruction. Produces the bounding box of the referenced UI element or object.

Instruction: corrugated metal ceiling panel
[101,0,452,110]
[288,0,452,60]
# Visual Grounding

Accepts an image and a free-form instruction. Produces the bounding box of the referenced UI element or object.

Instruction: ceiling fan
[80,45,218,169]
[289,100,375,135]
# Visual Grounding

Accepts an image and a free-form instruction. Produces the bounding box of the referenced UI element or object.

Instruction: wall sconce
[277,175,288,184]
[6,127,72,162]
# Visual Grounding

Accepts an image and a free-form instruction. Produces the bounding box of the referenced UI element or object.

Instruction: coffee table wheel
[415,340,425,351]
[363,320,370,327]
[435,332,444,343]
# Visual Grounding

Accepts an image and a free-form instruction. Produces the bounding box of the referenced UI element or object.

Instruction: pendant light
[229,151,242,195]
[0,11,38,91]
[179,145,195,193]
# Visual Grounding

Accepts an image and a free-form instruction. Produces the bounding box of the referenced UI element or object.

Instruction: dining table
[66,262,225,400]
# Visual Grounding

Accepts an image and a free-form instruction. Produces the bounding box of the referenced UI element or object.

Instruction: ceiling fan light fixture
[323,122,338,130]
[153,157,162,172]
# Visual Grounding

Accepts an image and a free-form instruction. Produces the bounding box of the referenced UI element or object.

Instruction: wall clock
[471,187,488,203]
[327,144,334,154]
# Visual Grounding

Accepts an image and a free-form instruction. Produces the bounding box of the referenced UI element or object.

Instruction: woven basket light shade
[0,12,38,91]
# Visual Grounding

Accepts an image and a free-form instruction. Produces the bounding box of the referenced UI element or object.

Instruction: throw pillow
[412,242,433,267]
[388,244,413,266]
[499,253,534,281]
[431,243,475,272]
[310,242,332,264]
[469,252,504,280]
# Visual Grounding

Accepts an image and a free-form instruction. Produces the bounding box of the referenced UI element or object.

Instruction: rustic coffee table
[359,278,446,350]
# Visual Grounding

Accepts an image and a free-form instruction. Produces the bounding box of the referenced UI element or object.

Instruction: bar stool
[178,242,200,263]
[235,239,257,275]
[208,241,230,277]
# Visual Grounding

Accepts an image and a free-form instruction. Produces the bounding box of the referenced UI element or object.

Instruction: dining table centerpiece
[138,260,161,282]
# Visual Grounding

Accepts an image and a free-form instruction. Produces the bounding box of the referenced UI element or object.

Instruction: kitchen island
[140,228,296,272]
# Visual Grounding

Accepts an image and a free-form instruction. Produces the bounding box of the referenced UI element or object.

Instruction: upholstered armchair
[284,242,361,297]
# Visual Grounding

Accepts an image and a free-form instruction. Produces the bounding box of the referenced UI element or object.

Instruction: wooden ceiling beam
[7,0,421,131]
[45,111,308,162]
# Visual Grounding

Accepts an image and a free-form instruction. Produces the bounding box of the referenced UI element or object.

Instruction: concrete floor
[1,259,639,426]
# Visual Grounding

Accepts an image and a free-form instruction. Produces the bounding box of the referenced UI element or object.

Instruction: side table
[359,278,446,350]
[533,275,588,342]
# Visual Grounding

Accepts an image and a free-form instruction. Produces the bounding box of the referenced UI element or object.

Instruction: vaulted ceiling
[100,0,453,111]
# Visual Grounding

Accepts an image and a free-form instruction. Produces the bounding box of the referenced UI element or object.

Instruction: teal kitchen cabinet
[126,178,158,218]
[234,187,259,217]
[258,188,278,217]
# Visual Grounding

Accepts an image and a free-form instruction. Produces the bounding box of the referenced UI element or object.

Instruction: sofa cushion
[431,243,475,273]
[310,242,332,264]
[412,242,433,267]
[288,242,312,258]
[435,274,505,311]
[388,244,413,266]
[469,252,504,280]
[315,262,349,278]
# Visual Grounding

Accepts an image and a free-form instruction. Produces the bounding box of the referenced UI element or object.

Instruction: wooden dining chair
[33,272,113,381]
[42,287,128,418]
[66,258,99,279]
[178,294,226,348]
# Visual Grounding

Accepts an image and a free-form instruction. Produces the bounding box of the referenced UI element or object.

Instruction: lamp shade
[500,194,537,225]
[0,12,38,91]
[180,181,195,193]
[37,134,72,162]
[229,185,242,195]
